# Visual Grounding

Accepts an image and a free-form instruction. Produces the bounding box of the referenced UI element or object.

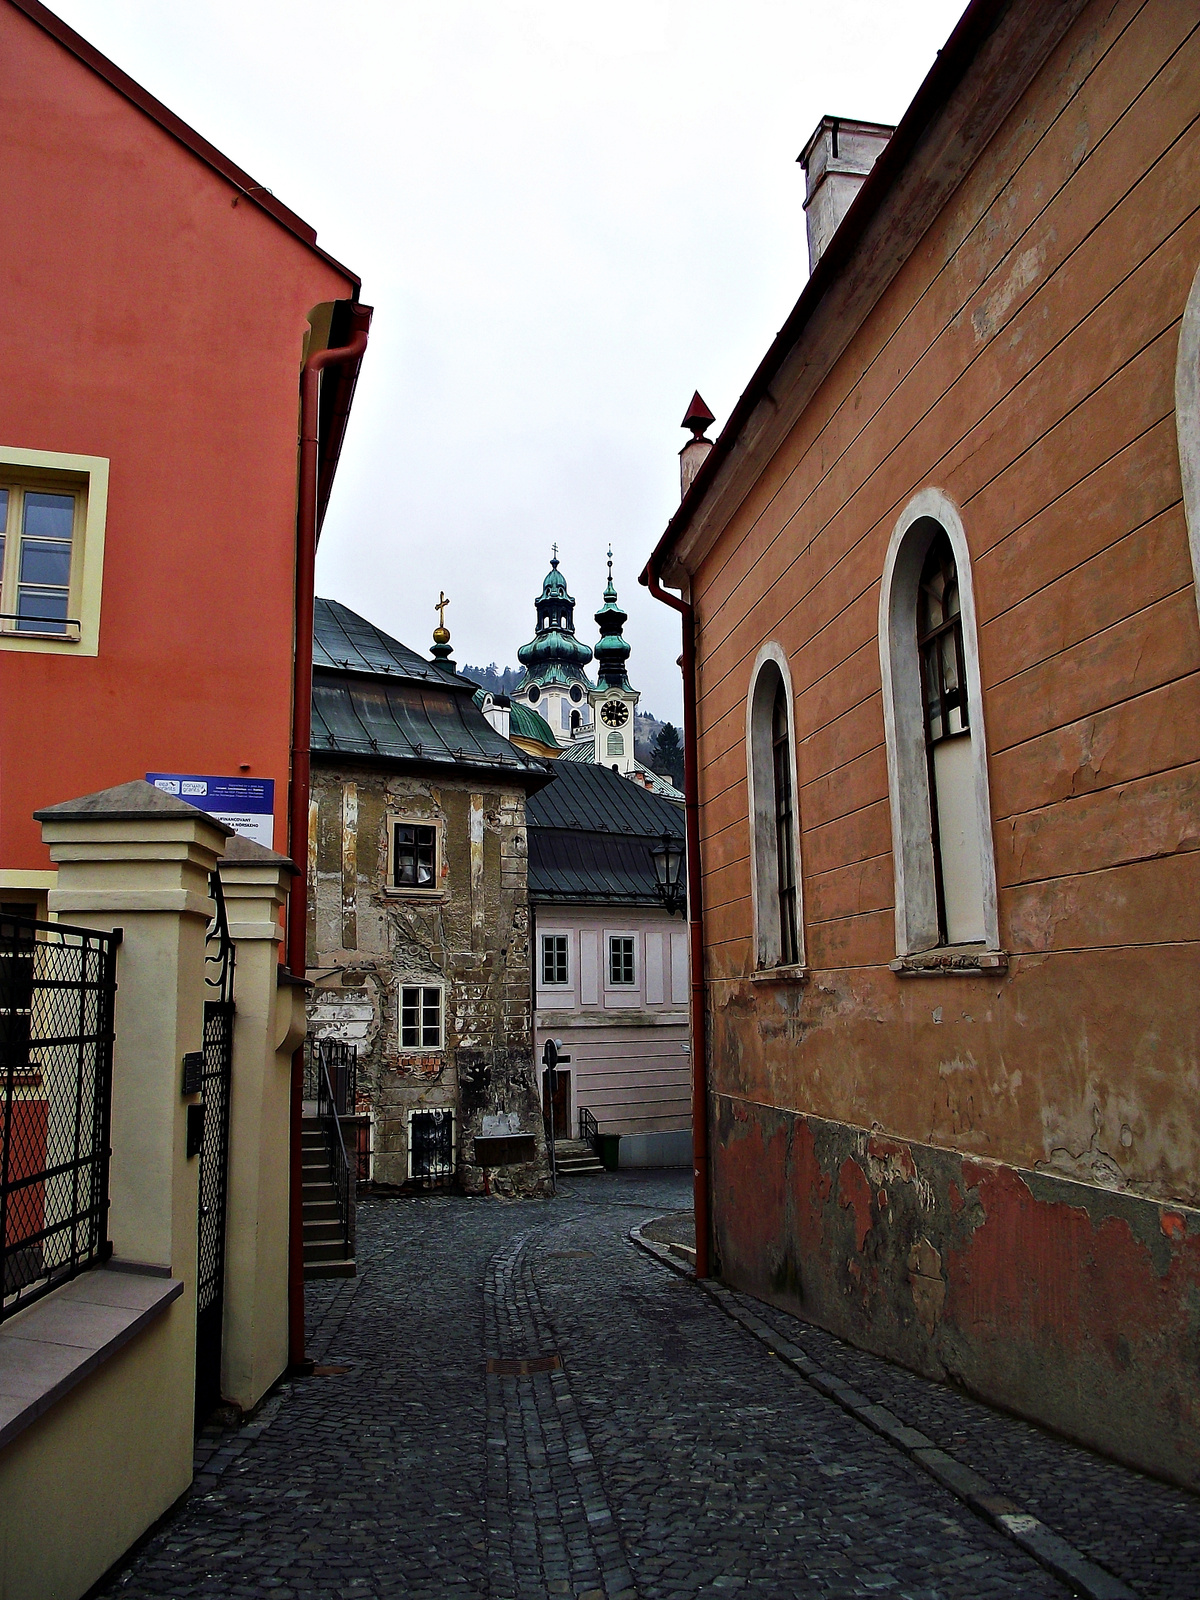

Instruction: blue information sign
[146,773,276,848]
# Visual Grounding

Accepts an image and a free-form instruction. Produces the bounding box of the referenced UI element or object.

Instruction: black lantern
[650,831,686,915]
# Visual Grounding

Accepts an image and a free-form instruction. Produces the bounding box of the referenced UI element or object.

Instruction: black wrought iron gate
[195,872,234,1427]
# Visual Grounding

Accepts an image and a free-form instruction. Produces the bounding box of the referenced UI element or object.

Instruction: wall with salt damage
[306,760,549,1196]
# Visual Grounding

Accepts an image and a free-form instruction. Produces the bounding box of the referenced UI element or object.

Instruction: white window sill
[889,946,1009,977]
[383,887,444,901]
[751,964,810,984]
[0,1264,183,1450]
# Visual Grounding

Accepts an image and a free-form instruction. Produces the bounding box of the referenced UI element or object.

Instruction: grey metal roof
[313,673,547,780]
[314,596,477,689]
[526,763,684,905]
[526,760,684,837]
[528,830,669,904]
[310,599,547,782]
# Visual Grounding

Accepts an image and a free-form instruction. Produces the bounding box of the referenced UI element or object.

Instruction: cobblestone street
[100,1175,1199,1600]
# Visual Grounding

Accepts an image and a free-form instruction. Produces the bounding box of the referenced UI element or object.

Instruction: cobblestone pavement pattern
[99,1173,1199,1600]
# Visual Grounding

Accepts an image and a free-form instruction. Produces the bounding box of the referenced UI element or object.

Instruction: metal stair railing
[315,1037,356,1263]
[578,1106,599,1153]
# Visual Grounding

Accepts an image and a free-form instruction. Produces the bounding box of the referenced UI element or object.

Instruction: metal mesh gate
[1,914,118,1321]
[194,874,234,1427]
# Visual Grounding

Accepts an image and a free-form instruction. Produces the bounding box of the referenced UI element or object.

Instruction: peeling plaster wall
[681,0,1200,1488]
[306,760,550,1196]
[711,1096,1200,1488]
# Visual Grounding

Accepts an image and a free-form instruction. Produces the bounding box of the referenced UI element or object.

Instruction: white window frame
[398,981,445,1050]
[540,932,570,987]
[386,815,443,897]
[0,448,108,656]
[1175,255,1200,626]
[606,932,637,988]
[879,489,999,958]
[745,643,805,971]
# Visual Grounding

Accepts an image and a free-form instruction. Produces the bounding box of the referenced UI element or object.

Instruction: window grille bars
[0,913,119,1324]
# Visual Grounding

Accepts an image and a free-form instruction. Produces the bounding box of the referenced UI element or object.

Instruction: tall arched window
[1175,255,1200,623]
[880,490,998,956]
[746,645,804,970]
[772,679,800,965]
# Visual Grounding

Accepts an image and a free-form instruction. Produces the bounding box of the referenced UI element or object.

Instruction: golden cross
[434,591,450,628]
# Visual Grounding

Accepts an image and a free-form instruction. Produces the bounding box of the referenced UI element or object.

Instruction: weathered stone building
[644,0,1200,1488]
[305,597,551,1196]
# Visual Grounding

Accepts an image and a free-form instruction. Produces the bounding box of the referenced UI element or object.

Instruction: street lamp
[649,831,686,916]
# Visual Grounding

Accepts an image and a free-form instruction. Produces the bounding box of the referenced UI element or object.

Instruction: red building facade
[0,0,366,910]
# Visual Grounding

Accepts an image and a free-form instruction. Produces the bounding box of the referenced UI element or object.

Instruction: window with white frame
[391,821,438,891]
[0,451,107,656]
[399,984,443,1048]
[746,646,804,970]
[541,933,569,986]
[608,935,635,986]
[879,492,998,957]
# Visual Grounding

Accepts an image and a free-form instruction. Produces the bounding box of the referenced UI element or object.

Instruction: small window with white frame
[541,933,569,986]
[389,819,440,893]
[0,450,108,655]
[399,984,443,1048]
[608,934,636,986]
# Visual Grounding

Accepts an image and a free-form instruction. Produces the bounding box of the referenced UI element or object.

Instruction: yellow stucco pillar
[35,777,232,1515]
[217,835,304,1413]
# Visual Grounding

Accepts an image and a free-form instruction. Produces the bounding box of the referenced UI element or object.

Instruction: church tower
[588,550,639,775]
[512,550,594,745]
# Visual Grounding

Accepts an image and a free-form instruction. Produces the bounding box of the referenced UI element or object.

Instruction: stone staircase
[302,1115,355,1279]
[553,1136,605,1176]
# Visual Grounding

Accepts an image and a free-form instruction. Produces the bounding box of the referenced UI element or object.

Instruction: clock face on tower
[600,700,629,729]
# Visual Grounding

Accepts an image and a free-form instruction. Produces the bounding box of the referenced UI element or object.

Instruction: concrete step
[557,1156,605,1175]
[304,1220,345,1244]
[303,1199,340,1221]
[304,1259,356,1280]
[304,1238,351,1263]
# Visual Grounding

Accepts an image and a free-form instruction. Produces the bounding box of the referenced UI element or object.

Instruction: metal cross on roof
[435,591,450,627]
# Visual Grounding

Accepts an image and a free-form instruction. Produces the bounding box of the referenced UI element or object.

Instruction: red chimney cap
[681,391,716,437]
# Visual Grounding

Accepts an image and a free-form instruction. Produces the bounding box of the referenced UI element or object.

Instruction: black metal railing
[316,1036,356,1261]
[1,913,119,1323]
[579,1107,599,1152]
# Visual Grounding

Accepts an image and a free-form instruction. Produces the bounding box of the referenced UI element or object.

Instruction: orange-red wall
[0,2,355,866]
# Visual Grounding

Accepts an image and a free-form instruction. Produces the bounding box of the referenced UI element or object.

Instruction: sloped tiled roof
[509,700,559,748]
[527,761,683,837]
[556,737,685,800]
[314,597,478,689]
[526,764,684,905]
[311,600,548,784]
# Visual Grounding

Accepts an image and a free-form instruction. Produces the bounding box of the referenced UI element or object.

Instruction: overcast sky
[56,0,963,722]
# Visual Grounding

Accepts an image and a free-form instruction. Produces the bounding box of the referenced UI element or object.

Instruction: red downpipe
[287,329,369,1371]
[640,559,710,1279]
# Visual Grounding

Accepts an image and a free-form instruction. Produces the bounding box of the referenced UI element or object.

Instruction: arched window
[570,709,581,732]
[1175,256,1200,622]
[880,490,998,956]
[746,645,803,969]
[606,731,624,757]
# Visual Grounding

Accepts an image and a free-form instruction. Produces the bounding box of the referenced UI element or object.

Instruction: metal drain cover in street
[486,1353,562,1375]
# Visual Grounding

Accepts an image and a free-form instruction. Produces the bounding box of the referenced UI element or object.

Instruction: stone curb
[629,1221,1135,1600]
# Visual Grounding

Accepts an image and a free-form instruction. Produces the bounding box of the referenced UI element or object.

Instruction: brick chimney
[679,391,715,500]
[798,116,893,274]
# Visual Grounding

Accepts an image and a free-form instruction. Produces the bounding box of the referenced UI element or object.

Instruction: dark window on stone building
[393,823,436,889]
[772,680,799,967]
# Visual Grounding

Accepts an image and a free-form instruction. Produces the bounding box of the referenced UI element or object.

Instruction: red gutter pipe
[639,557,710,1279]
[287,328,369,1372]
